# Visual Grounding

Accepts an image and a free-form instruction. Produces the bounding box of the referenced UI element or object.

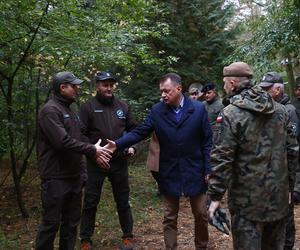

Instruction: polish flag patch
[216,115,223,123]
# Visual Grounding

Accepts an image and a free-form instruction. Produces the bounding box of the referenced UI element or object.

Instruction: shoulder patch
[288,122,298,137]
[116,109,126,119]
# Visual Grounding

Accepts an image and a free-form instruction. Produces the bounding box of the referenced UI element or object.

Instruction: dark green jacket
[203,96,224,127]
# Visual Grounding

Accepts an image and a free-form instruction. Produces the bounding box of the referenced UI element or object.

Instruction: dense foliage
[0,0,166,216]
[228,0,300,86]
[0,0,237,216]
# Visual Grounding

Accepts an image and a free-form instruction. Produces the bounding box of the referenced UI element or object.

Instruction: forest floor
[0,163,300,250]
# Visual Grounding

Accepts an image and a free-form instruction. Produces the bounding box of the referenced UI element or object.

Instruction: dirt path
[1,180,300,249]
[131,199,300,250]
[1,198,300,249]
[132,198,232,250]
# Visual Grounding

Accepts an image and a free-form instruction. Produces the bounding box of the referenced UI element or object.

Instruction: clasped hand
[94,139,117,169]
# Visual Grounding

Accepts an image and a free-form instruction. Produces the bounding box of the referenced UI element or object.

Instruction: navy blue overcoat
[116,96,212,197]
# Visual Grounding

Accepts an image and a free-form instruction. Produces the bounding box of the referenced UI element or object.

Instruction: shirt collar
[171,95,184,113]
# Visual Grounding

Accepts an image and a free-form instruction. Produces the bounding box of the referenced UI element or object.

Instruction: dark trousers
[151,171,161,193]
[35,178,82,250]
[231,213,286,250]
[80,163,133,241]
[151,170,159,184]
[284,203,295,250]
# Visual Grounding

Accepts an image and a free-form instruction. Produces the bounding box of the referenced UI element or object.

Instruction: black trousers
[284,203,295,250]
[35,177,82,250]
[80,161,133,241]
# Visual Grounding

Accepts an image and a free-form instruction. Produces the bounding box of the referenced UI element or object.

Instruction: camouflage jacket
[208,85,298,222]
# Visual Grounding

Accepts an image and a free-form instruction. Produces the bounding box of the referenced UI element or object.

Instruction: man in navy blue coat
[103,73,212,250]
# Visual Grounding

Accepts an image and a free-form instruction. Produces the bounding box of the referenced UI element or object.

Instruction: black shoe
[293,191,300,204]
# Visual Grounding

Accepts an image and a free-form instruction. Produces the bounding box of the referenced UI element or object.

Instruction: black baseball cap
[95,71,116,82]
[201,83,216,93]
[52,71,83,91]
[259,72,283,88]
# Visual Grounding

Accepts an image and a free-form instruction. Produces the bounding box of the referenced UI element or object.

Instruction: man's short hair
[160,73,182,85]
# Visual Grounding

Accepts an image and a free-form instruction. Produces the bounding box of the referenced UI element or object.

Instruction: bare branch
[11,2,50,79]
[252,0,265,7]
[18,136,36,182]
[0,169,11,189]
[0,36,27,49]
[0,81,8,102]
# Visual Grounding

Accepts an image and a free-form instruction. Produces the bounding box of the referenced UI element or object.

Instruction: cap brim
[189,88,198,94]
[259,82,273,88]
[70,78,84,85]
[98,76,116,82]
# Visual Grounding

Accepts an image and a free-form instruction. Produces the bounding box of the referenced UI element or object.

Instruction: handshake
[94,139,135,169]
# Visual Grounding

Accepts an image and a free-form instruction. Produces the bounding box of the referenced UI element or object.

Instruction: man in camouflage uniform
[201,83,224,126]
[188,83,204,101]
[207,62,299,250]
[291,76,300,204]
[259,71,299,250]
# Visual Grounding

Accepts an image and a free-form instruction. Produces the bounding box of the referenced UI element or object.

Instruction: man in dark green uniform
[201,83,224,143]
[208,62,298,250]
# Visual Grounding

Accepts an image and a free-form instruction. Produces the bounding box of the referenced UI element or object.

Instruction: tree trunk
[284,54,295,97]
[7,78,29,218]
[10,147,29,218]
[35,70,41,162]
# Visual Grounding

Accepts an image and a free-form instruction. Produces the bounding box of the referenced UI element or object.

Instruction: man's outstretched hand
[94,139,112,169]
[104,139,117,153]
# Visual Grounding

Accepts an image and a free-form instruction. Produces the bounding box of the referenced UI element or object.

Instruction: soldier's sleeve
[286,119,299,191]
[208,111,238,201]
